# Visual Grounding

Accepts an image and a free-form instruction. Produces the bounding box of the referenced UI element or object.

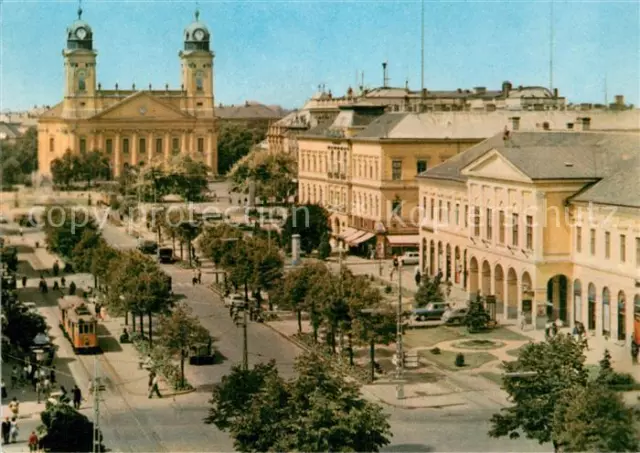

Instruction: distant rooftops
[215,101,288,120]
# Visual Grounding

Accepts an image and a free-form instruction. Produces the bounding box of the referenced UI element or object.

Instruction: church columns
[147,131,154,163]
[181,130,187,155]
[163,131,170,168]
[132,131,138,167]
[206,130,214,171]
[114,131,122,177]
[90,132,97,151]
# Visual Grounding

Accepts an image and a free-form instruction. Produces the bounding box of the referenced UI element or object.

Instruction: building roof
[420,131,640,207]
[215,102,286,120]
[0,122,21,139]
[301,105,386,139]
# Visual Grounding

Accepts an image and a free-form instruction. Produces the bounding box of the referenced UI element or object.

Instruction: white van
[399,251,419,265]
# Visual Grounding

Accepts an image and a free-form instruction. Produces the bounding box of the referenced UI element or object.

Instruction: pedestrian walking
[197,269,202,284]
[69,281,76,295]
[28,431,38,452]
[11,366,18,389]
[1,417,10,445]
[59,386,69,404]
[9,398,20,418]
[35,380,42,404]
[9,417,18,444]
[22,276,27,288]
[43,378,51,399]
[49,365,56,385]
[414,267,421,287]
[1,379,7,400]
[148,373,161,399]
[61,276,66,288]
[19,227,23,238]
[52,281,59,291]
[72,385,82,410]
[52,260,59,277]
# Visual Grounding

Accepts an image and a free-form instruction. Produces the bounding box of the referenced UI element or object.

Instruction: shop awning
[337,227,358,240]
[344,229,365,243]
[387,235,420,246]
[350,232,375,245]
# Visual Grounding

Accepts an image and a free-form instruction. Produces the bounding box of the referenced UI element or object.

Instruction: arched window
[77,71,86,92]
[195,71,204,92]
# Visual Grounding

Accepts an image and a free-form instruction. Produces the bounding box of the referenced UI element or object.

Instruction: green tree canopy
[217,123,267,175]
[39,401,102,452]
[413,272,445,308]
[0,126,37,187]
[281,204,330,254]
[43,206,98,259]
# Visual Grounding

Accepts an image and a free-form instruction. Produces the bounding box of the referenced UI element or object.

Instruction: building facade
[37,8,217,178]
[417,128,640,347]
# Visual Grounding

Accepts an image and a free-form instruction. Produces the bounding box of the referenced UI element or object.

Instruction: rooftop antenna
[382,61,390,88]
[420,0,425,95]
[77,0,83,20]
[549,0,554,93]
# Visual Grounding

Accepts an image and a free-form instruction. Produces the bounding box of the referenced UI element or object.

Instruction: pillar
[552,276,560,320]
[534,192,545,261]
[533,287,546,330]
[181,130,187,155]
[611,293,619,341]
[595,292,603,338]
[207,130,215,171]
[164,131,170,168]
[90,132,96,151]
[147,131,154,163]
[132,131,138,167]
[626,297,634,347]
[581,287,589,331]
[114,131,121,177]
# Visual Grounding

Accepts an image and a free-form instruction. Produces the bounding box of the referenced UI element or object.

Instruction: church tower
[62,5,97,117]
[179,9,215,115]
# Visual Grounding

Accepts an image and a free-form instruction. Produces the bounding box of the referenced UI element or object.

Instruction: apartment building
[417,129,640,345]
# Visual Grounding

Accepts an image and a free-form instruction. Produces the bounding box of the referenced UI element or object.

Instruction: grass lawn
[478,371,504,387]
[448,325,531,342]
[404,326,464,349]
[419,349,498,372]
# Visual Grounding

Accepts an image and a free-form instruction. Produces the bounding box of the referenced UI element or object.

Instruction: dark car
[158,247,174,263]
[137,240,158,255]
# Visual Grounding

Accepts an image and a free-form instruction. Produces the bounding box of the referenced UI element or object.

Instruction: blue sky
[1,0,638,110]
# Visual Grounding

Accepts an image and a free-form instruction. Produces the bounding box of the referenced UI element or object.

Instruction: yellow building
[418,127,640,345]
[37,7,217,179]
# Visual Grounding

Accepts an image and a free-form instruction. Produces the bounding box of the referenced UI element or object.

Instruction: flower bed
[130,333,193,391]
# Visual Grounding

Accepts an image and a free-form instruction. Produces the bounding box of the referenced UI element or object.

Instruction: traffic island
[419,349,498,372]
[451,339,506,350]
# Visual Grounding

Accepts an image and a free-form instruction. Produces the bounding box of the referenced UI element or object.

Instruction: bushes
[384,285,392,294]
[430,347,441,355]
[455,353,465,367]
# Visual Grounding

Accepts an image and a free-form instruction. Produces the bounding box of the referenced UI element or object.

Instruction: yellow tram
[58,296,100,353]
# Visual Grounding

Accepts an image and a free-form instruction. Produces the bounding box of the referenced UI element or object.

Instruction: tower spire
[195,1,200,21]
[78,0,83,20]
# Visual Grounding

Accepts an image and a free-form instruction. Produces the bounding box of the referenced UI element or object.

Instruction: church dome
[66,7,93,50]
[183,10,210,51]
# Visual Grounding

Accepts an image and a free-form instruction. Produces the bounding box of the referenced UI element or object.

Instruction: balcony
[327,172,348,181]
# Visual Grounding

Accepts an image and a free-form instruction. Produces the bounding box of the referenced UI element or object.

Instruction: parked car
[442,307,468,325]
[224,294,246,308]
[412,302,450,321]
[158,247,174,263]
[399,251,419,266]
[137,240,158,255]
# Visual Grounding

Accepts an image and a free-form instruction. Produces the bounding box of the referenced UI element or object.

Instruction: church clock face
[76,27,87,40]
[194,29,205,41]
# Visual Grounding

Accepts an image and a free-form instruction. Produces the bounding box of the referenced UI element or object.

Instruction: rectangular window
[499,211,505,244]
[197,137,205,153]
[416,160,427,174]
[526,215,533,250]
[464,205,469,228]
[392,199,402,217]
[576,226,582,253]
[172,137,180,154]
[620,234,626,263]
[105,139,113,154]
[486,208,493,241]
[79,138,86,153]
[139,138,146,156]
[49,137,54,153]
[473,207,481,237]
[446,202,451,224]
[590,229,596,256]
[392,160,402,180]
[422,197,426,213]
[605,231,611,259]
[512,213,519,247]
[122,138,129,154]
[155,138,163,154]
[455,203,460,225]
[430,198,435,220]
[438,200,443,222]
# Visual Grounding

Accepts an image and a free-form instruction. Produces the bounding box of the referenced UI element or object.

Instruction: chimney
[382,62,389,88]
[553,88,559,98]
[615,95,625,106]
[474,86,486,94]
[502,81,512,96]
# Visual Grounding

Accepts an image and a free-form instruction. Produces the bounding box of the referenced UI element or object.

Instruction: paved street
[99,221,548,452]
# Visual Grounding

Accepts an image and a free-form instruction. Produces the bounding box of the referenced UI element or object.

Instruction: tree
[206,353,391,453]
[464,293,491,333]
[282,204,330,254]
[317,233,331,260]
[50,150,77,189]
[489,334,589,451]
[76,149,110,187]
[552,384,638,452]
[39,401,102,452]
[217,123,267,175]
[413,272,445,308]
[2,298,47,353]
[43,207,98,259]
[177,220,201,266]
[90,242,121,289]
[278,262,330,333]
[1,246,18,272]
[156,303,210,389]
[198,224,244,266]
[0,127,38,186]
[71,229,104,273]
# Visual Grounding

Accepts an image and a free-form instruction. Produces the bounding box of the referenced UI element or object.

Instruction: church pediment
[461,148,532,183]
[90,92,192,121]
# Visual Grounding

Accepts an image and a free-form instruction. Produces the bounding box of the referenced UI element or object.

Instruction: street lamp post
[396,260,405,399]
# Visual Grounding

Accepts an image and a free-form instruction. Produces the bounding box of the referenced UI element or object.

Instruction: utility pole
[242,279,249,370]
[395,261,405,399]
[92,356,101,453]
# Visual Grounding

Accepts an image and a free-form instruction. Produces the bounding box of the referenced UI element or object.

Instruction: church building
[37,7,217,178]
